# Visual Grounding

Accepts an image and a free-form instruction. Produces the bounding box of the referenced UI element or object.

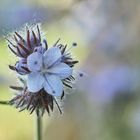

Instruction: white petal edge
[48,63,73,79]
[43,47,62,68]
[43,74,63,96]
[27,72,44,92]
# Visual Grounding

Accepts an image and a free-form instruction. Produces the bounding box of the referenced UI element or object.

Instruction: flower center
[41,66,48,74]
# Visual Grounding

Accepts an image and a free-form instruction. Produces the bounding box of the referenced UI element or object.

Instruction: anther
[72,42,77,47]
[79,73,84,77]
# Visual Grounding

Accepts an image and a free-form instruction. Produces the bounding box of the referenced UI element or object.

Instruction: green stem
[35,112,42,140]
[0,101,9,105]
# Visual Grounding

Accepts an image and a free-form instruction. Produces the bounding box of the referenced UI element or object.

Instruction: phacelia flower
[7,23,79,115]
[27,47,73,96]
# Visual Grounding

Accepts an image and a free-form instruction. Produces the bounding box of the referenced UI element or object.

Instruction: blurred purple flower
[79,65,139,104]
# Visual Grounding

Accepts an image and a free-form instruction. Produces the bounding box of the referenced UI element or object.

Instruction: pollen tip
[79,73,84,77]
[72,42,77,47]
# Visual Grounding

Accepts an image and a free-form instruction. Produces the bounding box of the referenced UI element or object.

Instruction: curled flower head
[7,23,79,115]
[7,24,43,58]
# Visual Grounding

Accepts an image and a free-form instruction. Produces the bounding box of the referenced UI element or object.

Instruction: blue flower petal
[43,47,62,68]
[16,58,29,75]
[48,63,73,79]
[27,72,44,92]
[44,74,63,96]
[27,52,43,72]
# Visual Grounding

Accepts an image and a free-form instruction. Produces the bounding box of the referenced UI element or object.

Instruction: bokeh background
[0,0,140,140]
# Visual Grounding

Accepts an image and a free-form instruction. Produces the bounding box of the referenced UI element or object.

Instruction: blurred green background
[0,0,140,140]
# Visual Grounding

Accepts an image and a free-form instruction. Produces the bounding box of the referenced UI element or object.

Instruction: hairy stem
[35,110,42,140]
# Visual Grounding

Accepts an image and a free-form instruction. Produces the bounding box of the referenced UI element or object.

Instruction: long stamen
[53,38,60,47]
[63,42,77,55]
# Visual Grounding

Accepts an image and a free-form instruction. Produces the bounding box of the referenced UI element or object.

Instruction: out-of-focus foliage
[0,0,140,140]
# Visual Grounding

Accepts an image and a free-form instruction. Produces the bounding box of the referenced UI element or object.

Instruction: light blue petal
[43,74,63,96]
[27,52,43,72]
[16,58,28,75]
[43,47,62,68]
[27,72,44,92]
[48,63,73,79]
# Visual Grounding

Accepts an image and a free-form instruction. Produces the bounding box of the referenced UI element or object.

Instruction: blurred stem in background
[0,100,43,140]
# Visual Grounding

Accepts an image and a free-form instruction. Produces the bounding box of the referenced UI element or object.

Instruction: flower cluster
[7,24,78,115]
